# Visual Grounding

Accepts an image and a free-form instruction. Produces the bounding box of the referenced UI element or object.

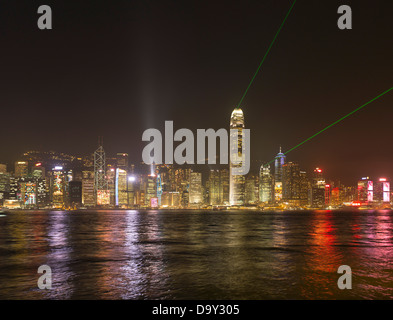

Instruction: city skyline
[3,140,392,185]
[0,0,392,184]
[2,134,393,185]
[1,104,391,211]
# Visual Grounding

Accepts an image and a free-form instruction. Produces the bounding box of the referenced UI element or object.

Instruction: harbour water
[0,210,392,299]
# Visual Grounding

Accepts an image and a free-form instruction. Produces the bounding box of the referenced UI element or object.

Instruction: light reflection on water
[0,210,392,299]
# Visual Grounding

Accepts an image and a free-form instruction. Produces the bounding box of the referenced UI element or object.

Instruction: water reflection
[46,212,74,299]
[354,211,393,299]
[301,211,344,299]
[0,210,392,299]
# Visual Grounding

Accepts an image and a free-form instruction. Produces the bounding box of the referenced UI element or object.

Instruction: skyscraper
[299,170,309,206]
[161,191,181,208]
[259,164,273,203]
[115,168,128,207]
[36,178,49,207]
[282,161,301,206]
[311,168,326,208]
[229,107,246,206]
[82,170,95,207]
[357,176,373,202]
[325,184,331,206]
[189,171,202,207]
[51,167,65,208]
[145,174,157,207]
[69,181,82,207]
[331,187,341,207]
[0,172,10,205]
[106,167,116,205]
[15,161,28,178]
[245,174,259,204]
[219,168,230,205]
[374,178,390,203]
[94,138,108,206]
[156,173,162,206]
[18,178,37,208]
[274,147,286,202]
[32,163,45,179]
[116,153,129,169]
[208,169,220,205]
[174,167,191,193]
[9,177,18,200]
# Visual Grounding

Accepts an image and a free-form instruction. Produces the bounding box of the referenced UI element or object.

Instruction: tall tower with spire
[94,136,109,206]
[229,107,246,206]
[274,146,286,202]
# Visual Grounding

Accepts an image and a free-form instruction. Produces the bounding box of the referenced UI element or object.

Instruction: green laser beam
[266,86,393,165]
[237,0,297,108]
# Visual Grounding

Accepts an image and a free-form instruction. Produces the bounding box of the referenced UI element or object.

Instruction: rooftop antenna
[98,136,104,148]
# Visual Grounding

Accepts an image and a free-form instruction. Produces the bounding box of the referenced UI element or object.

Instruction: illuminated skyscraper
[69,181,82,207]
[15,161,28,178]
[174,167,190,193]
[181,189,189,208]
[229,107,246,206]
[82,170,95,207]
[116,153,129,169]
[32,163,45,179]
[374,178,390,203]
[115,168,128,207]
[259,164,273,203]
[17,178,37,208]
[161,191,181,208]
[245,174,259,204]
[36,178,48,207]
[299,171,309,206]
[51,167,65,208]
[0,172,10,205]
[128,174,136,207]
[145,174,157,207]
[274,147,286,202]
[106,167,116,205]
[311,168,326,208]
[9,177,18,200]
[94,138,108,206]
[324,184,332,206]
[219,168,230,205]
[156,174,162,206]
[208,169,220,205]
[331,187,341,207]
[357,177,373,202]
[189,171,202,207]
[282,162,301,206]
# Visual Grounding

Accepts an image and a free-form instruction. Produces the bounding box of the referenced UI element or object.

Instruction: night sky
[1,0,392,184]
